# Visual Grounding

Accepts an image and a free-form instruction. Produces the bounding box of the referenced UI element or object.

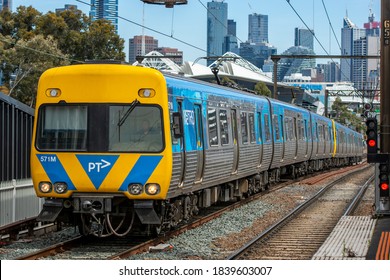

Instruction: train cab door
[194,105,205,182]
[231,108,239,174]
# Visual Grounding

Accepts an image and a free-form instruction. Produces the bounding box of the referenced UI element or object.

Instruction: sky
[11,0,381,64]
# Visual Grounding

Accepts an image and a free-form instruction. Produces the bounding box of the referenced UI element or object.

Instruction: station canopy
[134,51,274,86]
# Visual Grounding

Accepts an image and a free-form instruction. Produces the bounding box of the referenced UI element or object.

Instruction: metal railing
[0,179,42,227]
[1,92,37,227]
[0,91,34,182]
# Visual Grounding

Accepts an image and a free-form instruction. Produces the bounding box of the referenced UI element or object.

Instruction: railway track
[227,164,374,260]
[12,163,369,260]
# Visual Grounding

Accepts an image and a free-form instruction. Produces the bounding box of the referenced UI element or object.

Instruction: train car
[267,99,312,179]
[333,122,364,165]
[31,63,363,237]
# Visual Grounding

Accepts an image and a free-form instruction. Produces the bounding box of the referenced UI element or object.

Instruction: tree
[331,97,364,133]
[2,34,69,106]
[0,5,126,105]
[81,19,125,61]
[254,81,272,97]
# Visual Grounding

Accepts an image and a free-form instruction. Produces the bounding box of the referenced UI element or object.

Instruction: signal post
[366,1,390,215]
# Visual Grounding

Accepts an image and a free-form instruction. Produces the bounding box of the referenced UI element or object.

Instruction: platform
[366,216,390,260]
[312,216,377,260]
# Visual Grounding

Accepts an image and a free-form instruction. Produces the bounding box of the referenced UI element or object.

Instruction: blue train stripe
[36,154,76,190]
[118,155,163,191]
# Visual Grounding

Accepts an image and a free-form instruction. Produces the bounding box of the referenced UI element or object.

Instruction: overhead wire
[197,0,244,44]
[285,0,351,82]
[0,36,82,64]
[76,0,209,54]
[321,0,342,51]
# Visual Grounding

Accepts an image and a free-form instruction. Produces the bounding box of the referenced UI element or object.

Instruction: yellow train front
[31,64,173,236]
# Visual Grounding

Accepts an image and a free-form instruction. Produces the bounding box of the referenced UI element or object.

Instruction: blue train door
[194,105,204,182]
[231,109,239,174]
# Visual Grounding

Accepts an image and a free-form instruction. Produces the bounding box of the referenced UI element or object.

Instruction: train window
[208,107,219,146]
[284,117,293,141]
[317,124,322,140]
[305,120,311,140]
[241,112,249,144]
[109,105,163,152]
[324,125,328,141]
[273,115,280,141]
[36,105,88,151]
[290,118,295,140]
[248,113,256,143]
[195,105,203,148]
[219,109,229,145]
[297,119,302,140]
[284,118,289,141]
[257,112,263,143]
[264,114,271,142]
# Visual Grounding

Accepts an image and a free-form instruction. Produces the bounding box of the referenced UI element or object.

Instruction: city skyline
[11,0,381,64]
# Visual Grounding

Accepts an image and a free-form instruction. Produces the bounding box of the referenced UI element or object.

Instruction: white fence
[0,178,43,227]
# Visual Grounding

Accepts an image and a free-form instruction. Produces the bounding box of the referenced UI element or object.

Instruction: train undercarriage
[40,156,362,237]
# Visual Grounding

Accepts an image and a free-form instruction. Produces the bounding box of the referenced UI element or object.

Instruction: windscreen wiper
[117,99,140,127]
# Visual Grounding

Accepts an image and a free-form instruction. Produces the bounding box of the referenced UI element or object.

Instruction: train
[31,63,364,237]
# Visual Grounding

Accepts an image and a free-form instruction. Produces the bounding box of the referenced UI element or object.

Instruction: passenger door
[194,105,204,182]
[231,108,239,174]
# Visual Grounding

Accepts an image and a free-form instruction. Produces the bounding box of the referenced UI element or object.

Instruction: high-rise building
[227,19,236,37]
[239,42,276,70]
[223,19,238,53]
[90,0,118,33]
[340,17,365,82]
[154,47,183,65]
[207,0,228,65]
[364,10,380,37]
[294,28,314,50]
[248,13,268,44]
[129,35,158,64]
[341,13,380,89]
[0,0,12,11]
[325,62,341,83]
[56,4,80,14]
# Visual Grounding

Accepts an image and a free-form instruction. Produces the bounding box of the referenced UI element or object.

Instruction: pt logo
[88,159,111,173]
[77,155,119,189]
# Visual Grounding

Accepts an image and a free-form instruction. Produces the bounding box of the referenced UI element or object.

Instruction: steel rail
[226,164,372,260]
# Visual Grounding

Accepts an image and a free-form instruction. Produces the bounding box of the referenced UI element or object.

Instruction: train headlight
[128,183,143,195]
[145,183,160,195]
[54,182,68,194]
[45,88,61,97]
[39,182,52,193]
[138,88,156,98]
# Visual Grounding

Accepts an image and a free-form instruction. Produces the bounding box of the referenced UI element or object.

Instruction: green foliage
[1,34,69,106]
[0,5,126,105]
[331,97,364,133]
[254,81,272,97]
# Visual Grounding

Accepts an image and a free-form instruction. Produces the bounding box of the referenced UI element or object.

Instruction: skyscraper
[294,28,314,51]
[207,0,228,65]
[0,0,12,11]
[90,0,118,33]
[223,19,238,53]
[248,13,268,44]
[340,17,365,82]
[129,35,158,64]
